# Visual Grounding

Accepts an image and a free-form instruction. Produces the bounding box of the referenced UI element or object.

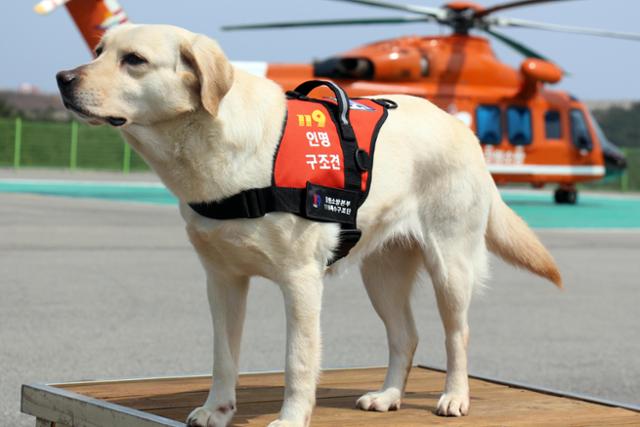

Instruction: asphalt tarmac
[1,188,639,426]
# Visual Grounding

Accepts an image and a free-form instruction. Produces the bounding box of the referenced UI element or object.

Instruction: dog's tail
[485,186,562,288]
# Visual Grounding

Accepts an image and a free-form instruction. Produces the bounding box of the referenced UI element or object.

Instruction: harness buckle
[355,149,370,172]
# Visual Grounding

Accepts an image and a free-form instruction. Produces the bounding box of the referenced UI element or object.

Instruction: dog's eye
[122,53,147,66]
[95,46,103,57]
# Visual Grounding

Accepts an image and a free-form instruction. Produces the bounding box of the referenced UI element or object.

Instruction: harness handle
[288,80,356,141]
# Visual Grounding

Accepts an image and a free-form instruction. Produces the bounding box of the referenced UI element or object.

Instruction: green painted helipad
[500,191,640,228]
[0,179,173,205]
[1,179,639,229]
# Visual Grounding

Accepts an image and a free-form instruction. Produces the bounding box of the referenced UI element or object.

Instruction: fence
[0,117,148,173]
[0,117,638,191]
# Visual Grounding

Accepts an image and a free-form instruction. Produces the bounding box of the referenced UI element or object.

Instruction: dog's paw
[186,404,235,427]
[435,393,469,417]
[356,388,402,412]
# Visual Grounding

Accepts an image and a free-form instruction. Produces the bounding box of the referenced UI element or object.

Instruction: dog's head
[56,24,234,127]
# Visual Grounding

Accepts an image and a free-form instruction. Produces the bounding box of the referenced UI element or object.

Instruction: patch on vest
[305,182,359,224]
[324,98,376,112]
[349,100,376,112]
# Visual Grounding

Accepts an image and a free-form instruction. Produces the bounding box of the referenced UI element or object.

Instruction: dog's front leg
[187,270,249,427]
[269,267,324,427]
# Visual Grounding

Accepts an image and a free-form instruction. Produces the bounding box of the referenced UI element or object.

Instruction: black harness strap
[189,187,304,221]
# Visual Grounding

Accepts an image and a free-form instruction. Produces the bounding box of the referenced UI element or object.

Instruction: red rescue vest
[189,80,394,263]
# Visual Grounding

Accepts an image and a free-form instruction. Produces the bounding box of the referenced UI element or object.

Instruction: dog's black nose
[56,70,77,91]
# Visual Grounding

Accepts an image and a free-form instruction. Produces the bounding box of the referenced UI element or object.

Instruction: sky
[0,0,638,100]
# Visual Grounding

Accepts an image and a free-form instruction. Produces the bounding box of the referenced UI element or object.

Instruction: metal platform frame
[22,365,640,427]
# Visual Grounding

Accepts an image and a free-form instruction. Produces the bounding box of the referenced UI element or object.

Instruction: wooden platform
[22,366,639,426]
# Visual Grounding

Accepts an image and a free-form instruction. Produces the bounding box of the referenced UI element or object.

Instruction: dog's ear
[180,35,234,117]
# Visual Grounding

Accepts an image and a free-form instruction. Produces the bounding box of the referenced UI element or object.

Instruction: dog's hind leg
[356,241,421,412]
[187,269,249,427]
[422,231,485,417]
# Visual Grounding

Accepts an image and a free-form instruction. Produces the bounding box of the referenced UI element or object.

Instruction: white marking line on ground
[499,188,640,201]
[0,178,164,188]
[535,228,640,233]
[488,164,605,176]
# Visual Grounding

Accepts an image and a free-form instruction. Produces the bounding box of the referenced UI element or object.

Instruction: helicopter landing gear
[554,185,578,205]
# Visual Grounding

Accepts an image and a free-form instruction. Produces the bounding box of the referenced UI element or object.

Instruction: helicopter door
[570,109,593,152]
[506,106,532,146]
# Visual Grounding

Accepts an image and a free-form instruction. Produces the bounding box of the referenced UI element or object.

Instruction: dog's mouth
[63,100,127,127]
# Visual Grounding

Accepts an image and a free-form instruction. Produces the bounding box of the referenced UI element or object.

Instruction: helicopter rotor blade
[482,27,554,62]
[222,16,434,31]
[476,0,578,18]
[487,16,640,41]
[326,0,447,20]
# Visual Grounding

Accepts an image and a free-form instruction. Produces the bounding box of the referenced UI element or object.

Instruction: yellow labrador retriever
[56,24,561,427]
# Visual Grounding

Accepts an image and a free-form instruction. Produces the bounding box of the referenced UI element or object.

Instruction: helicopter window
[314,57,374,80]
[545,111,562,139]
[507,106,532,146]
[476,105,502,145]
[570,109,593,152]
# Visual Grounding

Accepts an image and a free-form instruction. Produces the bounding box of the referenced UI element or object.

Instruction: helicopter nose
[56,70,78,94]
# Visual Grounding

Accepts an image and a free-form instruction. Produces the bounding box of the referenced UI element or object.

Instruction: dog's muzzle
[55,69,127,127]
